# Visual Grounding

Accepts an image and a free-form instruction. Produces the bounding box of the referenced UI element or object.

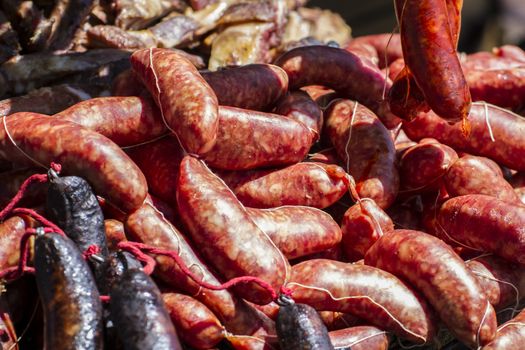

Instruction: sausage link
[482,309,525,350]
[0,216,27,271]
[329,326,389,350]
[274,90,323,141]
[347,33,403,68]
[104,219,126,252]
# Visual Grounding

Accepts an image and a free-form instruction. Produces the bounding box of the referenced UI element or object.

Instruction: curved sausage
[0,216,27,271]
[324,99,399,209]
[130,48,218,154]
[274,90,323,141]
[177,156,289,304]
[287,259,435,344]
[482,309,525,350]
[347,33,403,68]
[0,112,148,213]
[365,229,497,348]
[104,219,126,252]
[329,326,389,350]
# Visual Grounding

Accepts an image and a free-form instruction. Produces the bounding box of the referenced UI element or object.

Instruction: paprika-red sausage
[482,309,525,350]
[274,90,323,141]
[329,326,389,350]
[365,229,497,348]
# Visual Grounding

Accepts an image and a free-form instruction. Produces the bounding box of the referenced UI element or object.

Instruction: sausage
[318,312,361,331]
[162,293,225,349]
[125,199,268,336]
[403,103,525,171]
[329,326,389,350]
[399,140,458,193]
[287,259,435,344]
[246,206,342,260]
[105,250,142,292]
[225,333,276,350]
[274,45,400,128]
[493,45,525,63]
[394,0,471,123]
[388,68,430,122]
[0,112,148,213]
[443,155,520,203]
[54,95,167,147]
[125,136,184,205]
[34,233,103,350]
[509,172,525,205]
[324,99,399,209]
[345,42,380,67]
[0,216,27,271]
[202,106,312,170]
[46,175,110,292]
[466,255,525,311]
[177,156,289,304]
[0,167,48,207]
[200,64,288,111]
[437,194,525,264]
[217,162,348,209]
[274,90,323,141]
[481,309,525,350]
[347,33,403,68]
[104,219,126,252]
[109,269,182,350]
[341,199,394,261]
[365,229,497,347]
[130,48,218,154]
[276,295,334,350]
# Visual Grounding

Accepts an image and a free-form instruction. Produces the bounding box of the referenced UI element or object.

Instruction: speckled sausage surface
[482,309,525,350]
[177,156,289,304]
[274,90,323,141]
[0,112,147,213]
[287,259,435,344]
[365,229,497,348]
[201,64,288,111]
[130,48,218,154]
[325,99,399,209]
[125,200,267,336]
[163,293,225,350]
[246,206,342,259]
[437,194,525,264]
[347,33,403,68]
[341,199,394,261]
[403,104,525,171]
[217,162,347,209]
[54,95,167,147]
[443,155,520,203]
[202,106,312,170]
[0,216,26,271]
[329,326,389,350]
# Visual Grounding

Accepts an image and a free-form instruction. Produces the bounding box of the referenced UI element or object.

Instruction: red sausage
[287,259,436,344]
[348,33,403,69]
[201,64,288,111]
[395,0,471,123]
[340,199,394,261]
[246,206,342,260]
[324,99,399,209]
[104,219,126,252]
[509,172,525,204]
[274,90,323,141]
[217,162,348,209]
[466,255,525,311]
[482,309,525,350]
[162,293,225,349]
[329,326,389,350]
[0,112,147,213]
[0,216,27,271]
[177,156,290,304]
[437,194,525,264]
[403,103,525,171]
[365,229,497,348]
[125,200,269,336]
[202,106,312,170]
[54,95,167,147]
[493,45,525,63]
[444,155,520,203]
[130,48,218,154]
[125,136,184,205]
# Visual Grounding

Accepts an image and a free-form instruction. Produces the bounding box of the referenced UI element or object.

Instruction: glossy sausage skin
[217,162,347,209]
[0,216,27,271]
[395,0,471,123]
[54,95,167,147]
[438,195,525,264]
[125,200,269,336]
[34,233,103,350]
[110,269,182,350]
[444,155,520,203]
[274,90,323,141]
[177,156,289,304]
[276,295,334,350]
[246,206,342,260]
[325,100,399,209]
[347,33,403,68]
[0,112,148,213]
[130,48,218,154]
[163,293,225,350]
[202,106,312,170]
[365,229,497,348]
[482,309,525,350]
[288,259,435,344]
[403,103,525,171]
[329,326,389,350]
[201,64,288,111]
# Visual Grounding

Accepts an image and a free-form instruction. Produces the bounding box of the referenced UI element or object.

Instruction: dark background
[308,0,501,53]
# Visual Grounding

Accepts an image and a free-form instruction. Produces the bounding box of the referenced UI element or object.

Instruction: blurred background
[309,0,525,53]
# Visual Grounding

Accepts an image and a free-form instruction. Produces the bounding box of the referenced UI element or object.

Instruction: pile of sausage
[0,1,525,350]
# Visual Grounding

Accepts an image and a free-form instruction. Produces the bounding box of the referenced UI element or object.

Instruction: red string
[0,173,48,221]
[117,241,281,301]
[100,295,110,303]
[12,208,65,236]
[117,243,156,276]
[82,245,101,260]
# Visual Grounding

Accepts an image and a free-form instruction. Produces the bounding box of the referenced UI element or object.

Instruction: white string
[2,115,48,170]
[476,301,492,349]
[334,330,387,349]
[345,102,359,174]
[483,102,495,142]
[471,270,521,317]
[120,133,169,150]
